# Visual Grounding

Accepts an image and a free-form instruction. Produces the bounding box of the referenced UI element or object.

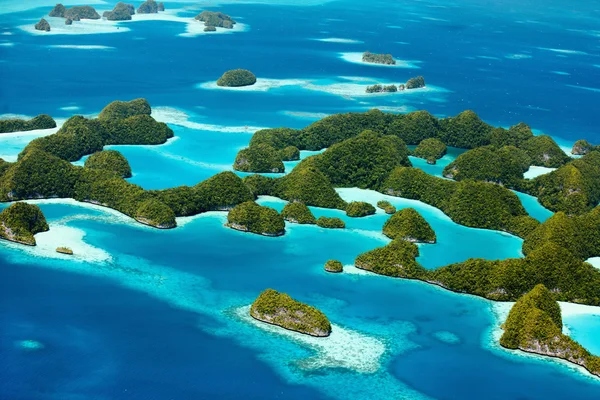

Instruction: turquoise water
[1,0,600,398]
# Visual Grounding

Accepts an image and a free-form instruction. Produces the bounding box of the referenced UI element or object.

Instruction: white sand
[48,45,115,50]
[313,37,363,44]
[280,110,330,119]
[235,305,386,373]
[585,257,600,269]
[523,166,556,179]
[339,52,420,69]
[151,106,265,133]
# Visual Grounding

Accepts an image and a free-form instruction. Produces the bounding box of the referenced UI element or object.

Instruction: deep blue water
[1,1,600,399]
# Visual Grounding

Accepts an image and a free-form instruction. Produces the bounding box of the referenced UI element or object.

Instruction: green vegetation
[56,246,73,255]
[520,135,570,168]
[439,110,493,149]
[366,84,398,93]
[362,51,395,65]
[135,199,176,228]
[355,239,423,277]
[249,128,300,149]
[195,11,236,29]
[226,201,285,236]
[278,146,300,161]
[376,200,396,214]
[572,139,599,155]
[383,208,436,243]
[0,114,56,133]
[443,146,531,186]
[35,18,51,32]
[346,201,376,217]
[405,76,425,89]
[242,174,275,197]
[500,285,600,377]
[137,0,160,14]
[281,202,316,224]
[195,171,254,211]
[0,202,49,246]
[98,98,151,121]
[324,260,343,273]
[64,6,100,20]
[250,289,332,337]
[103,2,135,21]
[316,217,345,229]
[217,69,256,87]
[84,150,132,178]
[490,123,534,148]
[413,138,447,164]
[233,143,284,173]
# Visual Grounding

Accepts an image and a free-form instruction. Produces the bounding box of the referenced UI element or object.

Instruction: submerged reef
[0,114,56,133]
[500,284,600,377]
[226,201,285,236]
[217,69,257,87]
[362,51,395,65]
[250,289,332,337]
[0,202,49,246]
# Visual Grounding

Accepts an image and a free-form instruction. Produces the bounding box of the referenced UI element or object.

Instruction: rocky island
[500,284,600,377]
[345,201,376,217]
[103,2,135,21]
[413,138,447,164]
[316,216,345,229]
[0,114,56,133]
[406,76,426,89]
[382,208,436,243]
[137,0,164,14]
[217,69,257,87]
[355,239,422,277]
[35,18,51,32]
[0,202,49,246]
[376,200,396,214]
[56,246,73,255]
[226,201,285,236]
[362,51,395,65]
[250,289,332,337]
[195,11,236,30]
[281,201,316,224]
[571,139,599,155]
[324,259,343,273]
[85,150,133,178]
[233,143,284,173]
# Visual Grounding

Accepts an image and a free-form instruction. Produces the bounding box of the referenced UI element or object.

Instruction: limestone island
[135,199,176,229]
[56,246,73,255]
[346,201,376,217]
[324,259,343,273]
[226,201,285,236]
[250,288,332,337]
[84,150,132,178]
[362,51,395,65]
[137,0,165,14]
[0,202,49,246]
[355,239,421,277]
[500,284,600,378]
[49,4,101,21]
[383,208,436,243]
[572,139,599,156]
[406,76,425,89]
[0,114,56,133]
[366,84,399,93]
[376,200,396,214]
[217,69,257,87]
[413,138,447,164]
[281,201,316,224]
[35,18,51,32]
[103,2,135,21]
[234,143,284,173]
[195,11,236,30]
[316,216,345,229]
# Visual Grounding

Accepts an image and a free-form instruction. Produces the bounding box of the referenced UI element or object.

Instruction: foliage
[366,84,398,93]
[135,198,176,228]
[49,4,66,17]
[388,110,440,145]
[103,2,135,20]
[383,208,436,243]
[376,200,396,214]
[345,201,376,217]
[281,202,316,224]
[355,239,424,277]
[233,143,284,173]
[64,6,100,19]
[195,171,254,211]
[242,174,275,197]
[405,76,425,89]
[324,260,343,273]
[85,150,132,178]
[572,139,598,156]
[0,202,49,245]
[250,289,332,336]
[217,69,256,87]
[413,138,447,163]
[35,18,51,32]
[362,51,395,65]
[520,135,570,168]
[316,217,345,229]
[195,11,236,29]
[227,201,285,236]
[0,114,56,133]
[101,115,173,145]
[249,128,301,149]
[490,123,534,148]
[98,98,151,121]
[278,146,300,161]
[438,110,493,148]
[151,185,202,217]
[137,0,159,14]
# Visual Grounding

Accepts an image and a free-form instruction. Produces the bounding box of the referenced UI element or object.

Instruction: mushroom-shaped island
[0,114,56,133]
[226,201,285,236]
[250,289,332,337]
[324,259,343,273]
[0,202,49,246]
[217,69,257,87]
[346,201,376,218]
[137,0,163,14]
[382,208,436,243]
[362,51,396,65]
[355,239,422,277]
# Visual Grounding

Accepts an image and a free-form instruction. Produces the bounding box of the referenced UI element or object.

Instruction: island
[84,150,133,178]
[233,143,284,173]
[250,289,332,337]
[0,202,49,246]
[278,146,300,161]
[413,138,447,164]
[500,284,600,377]
[382,208,436,243]
[376,200,396,214]
[195,11,236,29]
[217,69,257,87]
[324,259,343,273]
[355,239,422,277]
[103,2,135,21]
[226,201,285,236]
[345,201,376,217]
[56,246,73,255]
[135,199,176,229]
[281,201,316,224]
[0,114,56,133]
[406,76,425,89]
[64,6,101,20]
[316,216,345,229]
[362,51,395,65]
[572,139,599,155]
[49,4,66,17]
[366,84,398,93]
[137,0,164,14]
[35,18,51,32]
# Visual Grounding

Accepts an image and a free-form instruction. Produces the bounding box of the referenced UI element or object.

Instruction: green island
[355,239,421,277]
[226,201,285,236]
[217,69,257,87]
[324,259,343,273]
[413,138,447,164]
[233,143,284,173]
[195,11,236,30]
[250,289,332,337]
[382,208,436,243]
[137,0,164,14]
[66,5,100,20]
[500,284,600,377]
[406,76,425,89]
[376,200,396,214]
[35,18,51,32]
[0,114,56,133]
[346,201,376,218]
[572,139,600,155]
[0,202,49,246]
[316,216,345,229]
[281,201,316,224]
[362,51,395,65]
[366,84,398,93]
[56,246,73,255]
[84,150,132,178]
[103,2,135,21]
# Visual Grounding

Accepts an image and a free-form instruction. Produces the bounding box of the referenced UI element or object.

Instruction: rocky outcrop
[35,18,51,32]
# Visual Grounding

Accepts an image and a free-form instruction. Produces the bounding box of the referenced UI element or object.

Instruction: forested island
[365,77,425,94]
[48,4,101,20]
[250,289,332,337]
[0,202,49,246]
[226,201,285,236]
[195,11,236,31]
[281,201,316,224]
[217,69,257,87]
[103,2,135,21]
[412,138,446,164]
[0,115,56,133]
[382,208,436,243]
[377,200,396,214]
[362,51,396,65]
[324,260,343,273]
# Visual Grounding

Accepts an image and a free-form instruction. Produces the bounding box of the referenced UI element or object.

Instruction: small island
[382,208,436,243]
[324,259,343,273]
[0,114,56,133]
[355,239,421,277]
[413,138,447,164]
[217,69,257,87]
[345,201,376,218]
[103,2,135,21]
[250,289,332,337]
[376,200,396,214]
[362,51,396,65]
[137,0,164,14]
[366,84,398,93]
[226,201,285,236]
[316,216,345,229]
[35,18,51,32]
[195,11,236,29]
[571,139,599,156]
[406,76,425,89]
[500,284,600,378]
[56,246,73,255]
[281,201,316,224]
[233,143,284,173]
[0,202,49,246]
[84,150,133,178]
